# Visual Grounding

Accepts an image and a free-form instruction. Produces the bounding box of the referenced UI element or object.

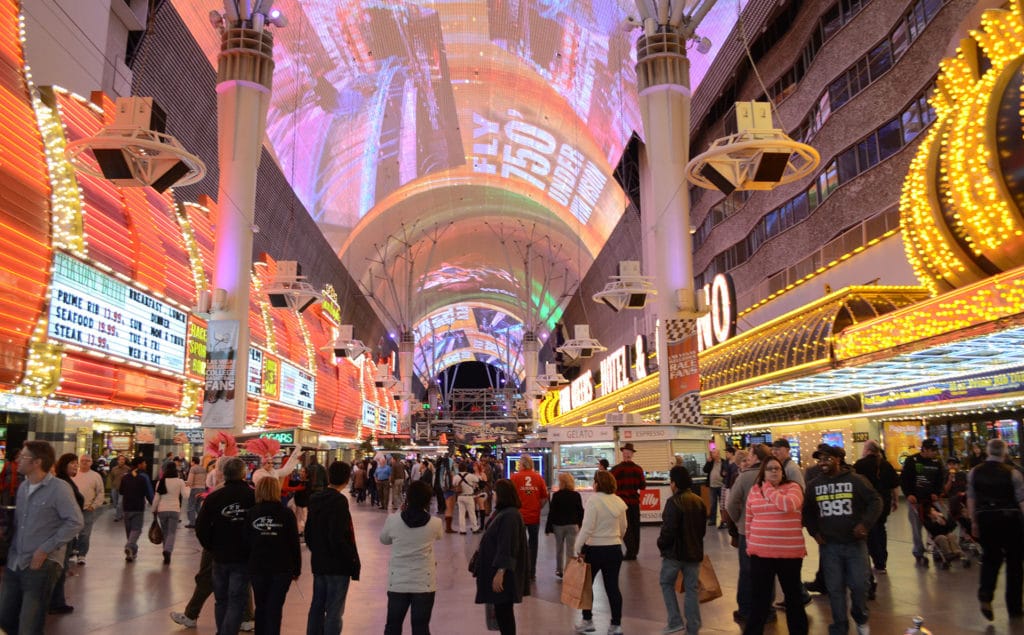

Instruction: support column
[399,331,415,433]
[522,331,539,427]
[635,31,701,425]
[209,26,274,436]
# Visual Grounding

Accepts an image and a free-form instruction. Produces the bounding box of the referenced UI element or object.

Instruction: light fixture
[593,261,657,312]
[556,324,607,360]
[374,367,399,390]
[321,324,369,360]
[687,101,819,195]
[64,97,206,193]
[264,260,321,313]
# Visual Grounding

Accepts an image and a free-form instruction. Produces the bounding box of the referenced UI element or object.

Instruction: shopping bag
[675,555,723,602]
[560,557,593,610]
[485,603,500,631]
[148,516,164,545]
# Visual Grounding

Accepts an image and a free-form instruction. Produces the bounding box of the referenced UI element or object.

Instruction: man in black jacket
[657,466,706,635]
[967,438,1024,621]
[900,438,945,567]
[305,461,360,635]
[118,457,152,563]
[196,457,255,635]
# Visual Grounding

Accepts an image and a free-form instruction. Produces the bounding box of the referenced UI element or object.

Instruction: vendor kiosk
[547,425,615,490]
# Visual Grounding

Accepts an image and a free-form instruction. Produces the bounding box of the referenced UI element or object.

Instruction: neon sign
[696,273,736,352]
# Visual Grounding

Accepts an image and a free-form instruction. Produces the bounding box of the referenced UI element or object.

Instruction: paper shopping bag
[560,557,593,610]
[675,555,723,603]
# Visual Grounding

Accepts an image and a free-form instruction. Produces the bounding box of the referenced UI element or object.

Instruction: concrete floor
[33,497,1023,634]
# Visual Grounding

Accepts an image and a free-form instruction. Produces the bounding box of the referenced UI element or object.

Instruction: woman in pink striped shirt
[743,456,808,635]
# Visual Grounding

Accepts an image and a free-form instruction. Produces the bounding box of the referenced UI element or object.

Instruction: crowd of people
[0,435,1021,634]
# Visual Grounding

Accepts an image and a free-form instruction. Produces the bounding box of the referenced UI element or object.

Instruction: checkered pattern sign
[665,317,702,425]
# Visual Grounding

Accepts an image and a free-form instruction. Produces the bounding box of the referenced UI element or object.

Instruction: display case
[555,441,613,489]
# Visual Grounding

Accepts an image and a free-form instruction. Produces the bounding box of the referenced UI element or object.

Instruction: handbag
[484,603,500,631]
[148,516,164,545]
[674,555,723,603]
[560,556,593,610]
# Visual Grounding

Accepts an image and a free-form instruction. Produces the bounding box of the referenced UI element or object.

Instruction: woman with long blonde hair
[547,472,584,578]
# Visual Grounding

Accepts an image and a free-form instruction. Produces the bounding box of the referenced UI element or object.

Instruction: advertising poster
[202,320,239,429]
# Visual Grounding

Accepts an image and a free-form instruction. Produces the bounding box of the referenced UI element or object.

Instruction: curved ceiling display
[173,0,742,382]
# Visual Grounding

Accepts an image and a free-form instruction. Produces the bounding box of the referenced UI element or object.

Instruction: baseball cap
[812,444,843,460]
[921,439,939,451]
[771,439,791,449]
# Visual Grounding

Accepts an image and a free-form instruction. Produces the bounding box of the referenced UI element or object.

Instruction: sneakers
[76,557,86,566]
[914,555,929,568]
[240,620,255,632]
[608,626,624,635]
[170,611,197,628]
[124,547,135,562]
[856,623,870,635]
[574,619,596,633]
[661,625,685,634]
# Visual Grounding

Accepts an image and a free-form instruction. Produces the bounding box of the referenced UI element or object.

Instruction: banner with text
[202,320,240,429]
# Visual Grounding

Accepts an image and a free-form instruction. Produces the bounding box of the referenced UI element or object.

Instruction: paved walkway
[28,495,1019,634]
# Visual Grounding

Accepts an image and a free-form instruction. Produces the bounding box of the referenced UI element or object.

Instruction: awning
[700,286,929,395]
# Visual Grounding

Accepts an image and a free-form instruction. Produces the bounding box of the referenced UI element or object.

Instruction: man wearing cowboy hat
[611,443,645,560]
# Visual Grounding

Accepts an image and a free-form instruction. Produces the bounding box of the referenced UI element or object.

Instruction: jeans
[745,556,807,635]
[48,548,73,609]
[456,496,478,533]
[659,558,700,634]
[390,478,405,510]
[184,549,254,621]
[623,504,641,558]
[908,502,925,558]
[866,513,888,570]
[525,523,540,578]
[821,541,870,634]
[977,510,1024,613]
[123,510,144,555]
[157,511,180,554]
[188,488,203,525]
[76,508,96,557]
[0,560,62,634]
[111,489,122,519]
[553,525,578,574]
[212,561,250,634]
[307,574,351,635]
[707,487,721,526]
[736,534,752,617]
[581,544,623,625]
[384,591,435,635]
[493,601,516,635]
[251,572,292,635]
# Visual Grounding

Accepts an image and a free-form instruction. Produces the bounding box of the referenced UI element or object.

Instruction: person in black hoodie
[119,456,153,563]
[196,457,256,635]
[245,475,300,635]
[900,438,946,567]
[804,444,882,635]
[305,460,360,635]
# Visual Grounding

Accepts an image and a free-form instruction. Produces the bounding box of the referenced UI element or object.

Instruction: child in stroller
[923,500,964,568]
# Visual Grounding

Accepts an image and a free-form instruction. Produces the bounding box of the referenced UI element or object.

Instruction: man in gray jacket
[725,443,773,625]
[0,441,84,634]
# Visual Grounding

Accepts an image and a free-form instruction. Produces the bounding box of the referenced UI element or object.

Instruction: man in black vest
[967,438,1024,621]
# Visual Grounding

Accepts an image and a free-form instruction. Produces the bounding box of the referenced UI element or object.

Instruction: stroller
[923,500,968,569]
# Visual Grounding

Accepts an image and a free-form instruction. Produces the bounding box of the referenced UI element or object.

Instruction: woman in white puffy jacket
[573,470,628,635]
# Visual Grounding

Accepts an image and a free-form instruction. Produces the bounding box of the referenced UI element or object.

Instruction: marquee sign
[696,273,736,352]
[279,361,315,412]
[48,252,188,374]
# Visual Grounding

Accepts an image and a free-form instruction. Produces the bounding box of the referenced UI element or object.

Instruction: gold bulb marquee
[901,0,1024,294]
